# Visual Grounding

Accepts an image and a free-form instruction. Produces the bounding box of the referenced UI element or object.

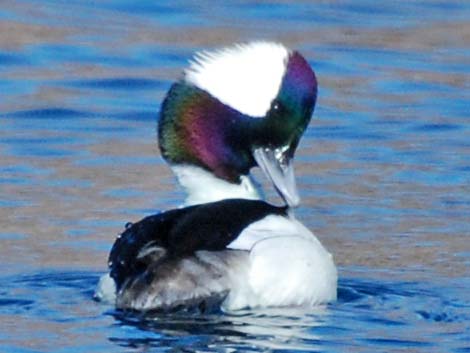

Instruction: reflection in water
[112,307,327,351]
[1,0,469,352]
[1,271,468,352]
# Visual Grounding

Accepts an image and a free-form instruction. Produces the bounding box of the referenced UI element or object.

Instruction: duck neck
[171,165,263,206]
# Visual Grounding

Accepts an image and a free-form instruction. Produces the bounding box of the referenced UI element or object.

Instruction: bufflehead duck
[95,42,337,311]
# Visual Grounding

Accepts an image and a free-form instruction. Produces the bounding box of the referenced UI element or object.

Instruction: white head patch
[184,41,290,117]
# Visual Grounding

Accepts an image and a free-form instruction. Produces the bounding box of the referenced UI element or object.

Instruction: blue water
[0,271,468,352]
[1,1,469,352]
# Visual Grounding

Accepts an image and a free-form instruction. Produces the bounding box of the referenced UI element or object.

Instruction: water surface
[1,1,469,352]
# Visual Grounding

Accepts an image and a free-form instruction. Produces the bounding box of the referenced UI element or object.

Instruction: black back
[109,199,287,290]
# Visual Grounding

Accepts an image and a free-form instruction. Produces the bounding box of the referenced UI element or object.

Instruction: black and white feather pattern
[108,199,287,311]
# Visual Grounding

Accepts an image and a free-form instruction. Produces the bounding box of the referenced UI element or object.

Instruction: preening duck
[95,41,337,311]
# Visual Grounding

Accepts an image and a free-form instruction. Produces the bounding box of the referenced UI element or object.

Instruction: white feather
[224,214,337,308]
[172,165,263,206]
[184,41,290,117]
[248,235,337,307]
[94,273,116,303]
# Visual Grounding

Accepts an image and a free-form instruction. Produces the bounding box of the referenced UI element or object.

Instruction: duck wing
[116,249,249,312]
[109,206,195,291]
[109,199,286,311]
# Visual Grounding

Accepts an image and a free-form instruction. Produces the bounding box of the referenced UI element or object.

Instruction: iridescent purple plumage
[282,52,318,105]
[158,45,318,185]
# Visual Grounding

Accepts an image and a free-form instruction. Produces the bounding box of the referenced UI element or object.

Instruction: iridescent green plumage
[158,49,317,185]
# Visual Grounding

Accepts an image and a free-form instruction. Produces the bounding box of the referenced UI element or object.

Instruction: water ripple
[4,108,94,119]
[0,271,468,352]
[66,78,167,90]
[1,0,469,352]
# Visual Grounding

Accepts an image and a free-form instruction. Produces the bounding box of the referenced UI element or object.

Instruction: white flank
[184,41,290,117]
[94,273,116,303]
[172,165,263,206]
[225,214,337,308]
[248,234,337,306]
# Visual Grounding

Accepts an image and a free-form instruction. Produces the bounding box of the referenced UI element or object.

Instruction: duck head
[158,42,317,207]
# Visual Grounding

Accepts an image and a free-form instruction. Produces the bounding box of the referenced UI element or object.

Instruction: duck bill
[253,147,300,207]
